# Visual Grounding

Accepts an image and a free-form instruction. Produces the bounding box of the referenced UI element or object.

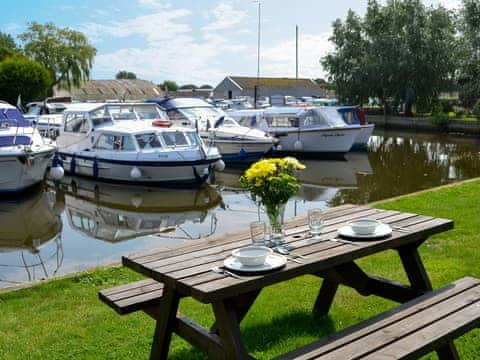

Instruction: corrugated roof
[228,76,321,91]
[53,80,164,101]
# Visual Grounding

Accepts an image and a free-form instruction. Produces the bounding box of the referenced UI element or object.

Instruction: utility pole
[254,0,261,109]
[296,25,299,79]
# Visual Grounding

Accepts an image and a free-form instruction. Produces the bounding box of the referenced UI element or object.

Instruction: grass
[1,180,480,359]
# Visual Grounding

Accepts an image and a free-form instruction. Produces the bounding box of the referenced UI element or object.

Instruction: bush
[439,98,458,113]
[430,104,449,130]
[0,57,52,104]
[472,99,480,118]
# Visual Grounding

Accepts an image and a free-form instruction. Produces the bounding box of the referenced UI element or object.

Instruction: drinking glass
[250,221,267,246]
[308,208,323,239]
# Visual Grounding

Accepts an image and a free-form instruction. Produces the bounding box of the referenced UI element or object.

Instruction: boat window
[107,106,136,121]
[185,132,200,146]
[265,115,299,128]
[134,105,167,120]
[135,133,162,149]
[91,108,113,127]
[167,109,188,121]
[312,108,346,127]
[181,107,221,118]
[95,134,137,151]
[64,113,89,133]
[162,131,189,147]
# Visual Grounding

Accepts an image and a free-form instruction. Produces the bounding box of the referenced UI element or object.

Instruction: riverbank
[1,180,479,359]
[368,114,480,135]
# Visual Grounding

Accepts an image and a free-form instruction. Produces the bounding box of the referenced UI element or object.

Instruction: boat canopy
[0,105,31,127]
[262,107,347,128]
[0,135,32,147]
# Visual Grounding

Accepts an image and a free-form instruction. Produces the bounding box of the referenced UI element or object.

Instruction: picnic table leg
[150,286,180,360]
[212,299,251,360]
[313,279,339,316]
[398,242,460,360]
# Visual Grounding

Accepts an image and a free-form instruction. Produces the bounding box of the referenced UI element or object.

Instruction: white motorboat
[229,106,362,155]
[336,106,375,150]
[24,100,70,139]
[148,98,275,163]
[55,103,223,185]
[0,102,56,193]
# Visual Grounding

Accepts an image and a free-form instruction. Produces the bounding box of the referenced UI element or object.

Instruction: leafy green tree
[160,80,178,91]
[457,0,480,108]
[116,70,137,80]
[199,84,213,89]
[179,84,198,90]
[19,22,96,90]
[322,0,456,115]
[0,57,52,105]
[0,32,21,61]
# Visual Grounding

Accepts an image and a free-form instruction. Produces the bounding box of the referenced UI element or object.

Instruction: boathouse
[213,76,326,100]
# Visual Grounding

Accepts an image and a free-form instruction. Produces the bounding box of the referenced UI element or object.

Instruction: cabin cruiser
[24,99,71,139]
[0,102,56,193]
[51,177,222,243]
[55,103,223,185]
[229,106,362,155]
[148,97,275,163]
[337,106,374,150]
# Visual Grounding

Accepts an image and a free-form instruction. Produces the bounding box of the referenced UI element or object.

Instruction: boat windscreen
[135,133,162,149]
[311,108,347,128]
[162,131,189,147]
[133,105,167,120]
[0,108,31,127]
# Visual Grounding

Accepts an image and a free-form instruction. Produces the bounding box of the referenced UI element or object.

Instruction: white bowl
[348,219,380,235]
[231,246,273,267]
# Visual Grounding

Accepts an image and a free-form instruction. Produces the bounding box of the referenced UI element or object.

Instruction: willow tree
[19,22,96,90]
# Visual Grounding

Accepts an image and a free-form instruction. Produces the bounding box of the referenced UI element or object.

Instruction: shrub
[430,104,449,130]
[472,99,480,118]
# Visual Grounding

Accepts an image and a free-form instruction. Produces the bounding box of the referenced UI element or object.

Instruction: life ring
[152,120,173,127]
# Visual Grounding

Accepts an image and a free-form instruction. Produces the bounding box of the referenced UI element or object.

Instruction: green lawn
[1,180,480,359]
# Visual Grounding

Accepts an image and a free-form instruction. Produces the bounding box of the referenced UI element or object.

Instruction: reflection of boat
[53,177,223,243]
[0,102,56,193]
[0,189,62,252]
[215,153,373,193]
[0,188,63,286]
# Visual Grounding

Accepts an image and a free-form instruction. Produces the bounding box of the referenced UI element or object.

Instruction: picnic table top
[123,204,453,303]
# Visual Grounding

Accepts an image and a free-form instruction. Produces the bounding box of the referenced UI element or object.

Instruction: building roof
[227,76,322,91]
[54,80,164,102]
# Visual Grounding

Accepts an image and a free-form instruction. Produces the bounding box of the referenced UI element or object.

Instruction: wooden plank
[115,289,165,313]
[398,243,433,291]
[312,279,339,316]
[276,277,479,360]
[288,280,480,360]
[99,279,160,296]
[105,282,164,302]
[365,301,480,360]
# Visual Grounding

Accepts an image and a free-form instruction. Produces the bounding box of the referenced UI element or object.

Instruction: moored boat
[148,97,275,163]
[55,103,223,185]
[229,106,362,155]
[0,102,56,193]
[336,106,374,150]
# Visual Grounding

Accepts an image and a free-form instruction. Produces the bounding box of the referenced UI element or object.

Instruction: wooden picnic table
[122,204,454,359]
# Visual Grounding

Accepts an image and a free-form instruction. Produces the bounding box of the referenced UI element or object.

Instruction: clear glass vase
[265,202,286,245]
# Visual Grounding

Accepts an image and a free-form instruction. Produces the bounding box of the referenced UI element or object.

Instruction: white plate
[337,223,392,240]
[224,253,287,273]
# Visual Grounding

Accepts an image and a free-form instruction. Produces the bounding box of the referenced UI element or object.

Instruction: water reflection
[0,189,62,285]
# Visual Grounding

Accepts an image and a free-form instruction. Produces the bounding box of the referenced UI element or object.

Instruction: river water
[1,129,479,288]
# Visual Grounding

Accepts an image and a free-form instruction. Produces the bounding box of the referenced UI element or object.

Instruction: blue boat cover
[0,135,32,147]
[0,107,31,127]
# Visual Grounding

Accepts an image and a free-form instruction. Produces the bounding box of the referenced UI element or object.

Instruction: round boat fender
[214,159,225,172]
[130,166,142,179]
[294,140,303,151]
[152,120,173,127]
[49,165,64,181]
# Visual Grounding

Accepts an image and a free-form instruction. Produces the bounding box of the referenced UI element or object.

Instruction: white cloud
[4,22,21,34]
[202,2,248,32]
[261,32,333,79]
[436,0,462,9]
[137,0,172,10]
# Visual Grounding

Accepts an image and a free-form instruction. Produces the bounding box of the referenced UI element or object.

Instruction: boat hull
[351,124,375,150]
[271,127,361,154]
[210,139,272,162]
[0,149,55,193]
[57,152,221,185]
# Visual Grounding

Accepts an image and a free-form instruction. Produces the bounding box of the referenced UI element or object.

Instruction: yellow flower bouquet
[240,157,306,244]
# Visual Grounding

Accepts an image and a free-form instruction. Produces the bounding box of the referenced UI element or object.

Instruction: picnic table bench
[99,204,480,359]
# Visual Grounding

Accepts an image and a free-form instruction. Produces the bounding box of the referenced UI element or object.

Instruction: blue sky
[1,0,460,86]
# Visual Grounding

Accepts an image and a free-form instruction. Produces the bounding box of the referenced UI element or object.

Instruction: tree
[457,0,480,108]
[200,84,213,89]
[179,84,198,90]
[159,80,178,91]
[322,0,456,115]
[116,70,137,80]
[19,22,96,90]
[0,32,21,61]
[0,57,52,105]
